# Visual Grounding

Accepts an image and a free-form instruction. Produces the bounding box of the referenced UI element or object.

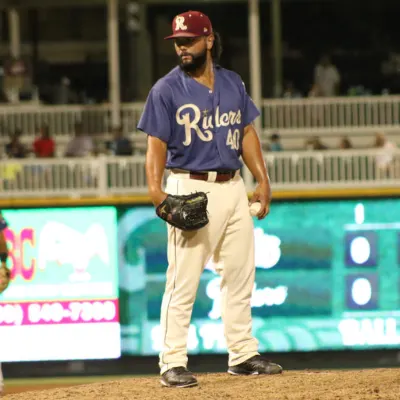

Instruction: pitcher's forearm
[242,125,270,190]
[146,136,167,194]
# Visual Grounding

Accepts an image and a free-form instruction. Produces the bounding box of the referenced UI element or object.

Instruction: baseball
[249,202,262,216]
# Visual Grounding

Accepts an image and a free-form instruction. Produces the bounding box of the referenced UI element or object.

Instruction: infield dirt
[3,369,400,400]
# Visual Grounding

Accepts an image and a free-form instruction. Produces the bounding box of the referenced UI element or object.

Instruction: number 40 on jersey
[226,128,240,151]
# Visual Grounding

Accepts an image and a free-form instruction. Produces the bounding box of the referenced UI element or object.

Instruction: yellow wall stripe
[0,187,399,208]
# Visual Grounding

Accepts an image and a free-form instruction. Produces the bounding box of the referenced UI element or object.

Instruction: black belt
[171,169,237,182]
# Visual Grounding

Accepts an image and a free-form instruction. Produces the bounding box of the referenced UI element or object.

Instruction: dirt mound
[3,369,400,400]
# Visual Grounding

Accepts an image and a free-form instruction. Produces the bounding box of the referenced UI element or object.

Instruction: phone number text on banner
[0,299,119,326]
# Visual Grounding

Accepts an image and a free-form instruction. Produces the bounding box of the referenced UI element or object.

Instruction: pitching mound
[3,369,400,400]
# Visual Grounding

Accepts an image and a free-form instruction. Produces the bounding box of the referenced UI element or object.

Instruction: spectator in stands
[308,83,320,97]
[54,77,78,104]
[108,126,133,156]
[305,136,328,150]
[5,130,26,158]
[64,123,94,157]
[339,136,353,149]
[313,55,341,97]
[2,55,30,103]
[269,133,283,151]
[3,130,25,188]
[33,126,55,158]
[374,131,396,175]
[282,81,302,98]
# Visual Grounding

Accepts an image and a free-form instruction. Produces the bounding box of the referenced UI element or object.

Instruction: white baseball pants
[159,171,259,374]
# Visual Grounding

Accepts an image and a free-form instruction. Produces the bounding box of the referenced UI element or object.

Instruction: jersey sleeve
[241,81,260,127]
[137,84,173,143]
[0,213,8,231]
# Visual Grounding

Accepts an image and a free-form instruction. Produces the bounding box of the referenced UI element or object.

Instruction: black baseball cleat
[228,355,283,376]
[160,367,198,388]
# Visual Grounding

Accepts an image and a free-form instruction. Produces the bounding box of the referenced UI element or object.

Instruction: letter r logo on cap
[175,16,187,31]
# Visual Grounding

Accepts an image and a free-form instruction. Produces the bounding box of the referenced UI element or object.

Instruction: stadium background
[1,0,400,396]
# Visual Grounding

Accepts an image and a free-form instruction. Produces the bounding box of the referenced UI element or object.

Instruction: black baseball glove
[0,261,10,294]
[156,192,209,231]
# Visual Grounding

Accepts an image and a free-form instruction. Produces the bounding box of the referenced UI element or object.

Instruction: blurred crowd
[0,52,393,106]
[0,123,137,190]
[2,125,397,160]
[2,123,135,160]
[281,54,391,99]
[283,55,340,99]
[264,131,398,173]
[264,131,396,153]
[0,55,101,106]
[0,122,398,190]
[283,54,342,99]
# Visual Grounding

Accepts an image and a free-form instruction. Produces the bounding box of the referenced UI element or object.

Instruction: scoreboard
[118,199,400,355]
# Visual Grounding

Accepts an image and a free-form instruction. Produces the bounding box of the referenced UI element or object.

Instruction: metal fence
[0,103,144,138]
[261,96,400,135]
[1,96,400,141]
[265,149,400,190]
[0,156,148,198]
[1,149,399,198]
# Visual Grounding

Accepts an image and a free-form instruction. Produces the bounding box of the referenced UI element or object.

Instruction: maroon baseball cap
[164,11,213,40]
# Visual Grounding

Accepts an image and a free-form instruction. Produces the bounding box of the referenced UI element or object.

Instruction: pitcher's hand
[249,181,271,220]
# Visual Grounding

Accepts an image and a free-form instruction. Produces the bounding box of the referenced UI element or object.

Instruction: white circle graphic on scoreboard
[350,236,370,264]
[351,277,372,306]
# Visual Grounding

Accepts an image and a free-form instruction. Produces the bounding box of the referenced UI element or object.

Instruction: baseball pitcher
[138,10,283,388]
[0,212,10,395]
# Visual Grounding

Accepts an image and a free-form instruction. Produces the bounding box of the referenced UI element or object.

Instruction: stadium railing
[1,96,400,139]
[261,96,400,135]
[0,149,399,198]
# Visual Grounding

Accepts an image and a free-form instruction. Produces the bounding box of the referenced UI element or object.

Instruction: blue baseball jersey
[137,65,260,171]
[0,212,7,231]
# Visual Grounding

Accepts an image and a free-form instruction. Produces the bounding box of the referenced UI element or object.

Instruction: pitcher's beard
[178,50,207,73]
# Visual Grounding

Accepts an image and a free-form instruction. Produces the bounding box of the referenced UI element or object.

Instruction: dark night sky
[151,0,400,53]
[147,1,400,94]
